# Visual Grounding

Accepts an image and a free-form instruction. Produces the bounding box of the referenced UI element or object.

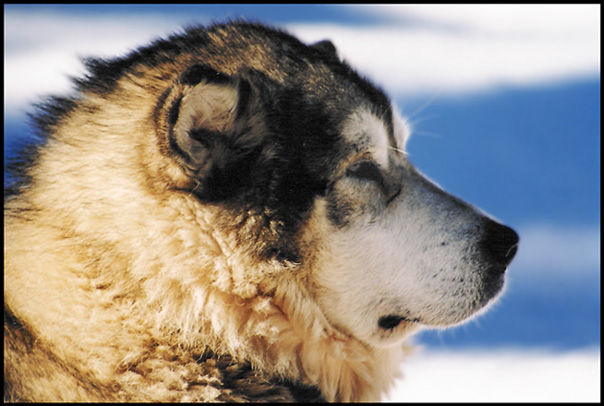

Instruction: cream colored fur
[5,23,517,401]
[4,71,410,402]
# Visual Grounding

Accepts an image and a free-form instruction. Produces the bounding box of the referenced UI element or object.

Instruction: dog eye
[346,160,384,185]
[346,160,402,205]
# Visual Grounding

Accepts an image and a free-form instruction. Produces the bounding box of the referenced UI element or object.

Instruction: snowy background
[4,5,600,402]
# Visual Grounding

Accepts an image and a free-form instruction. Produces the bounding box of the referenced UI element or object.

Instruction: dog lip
[377,314,419,330]
[486,263,508,278]
[482,267,506,299]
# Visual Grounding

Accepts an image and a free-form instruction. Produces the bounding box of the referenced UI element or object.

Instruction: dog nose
[480,219,519,268]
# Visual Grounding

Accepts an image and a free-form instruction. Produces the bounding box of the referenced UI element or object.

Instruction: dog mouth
[377,314,420,330]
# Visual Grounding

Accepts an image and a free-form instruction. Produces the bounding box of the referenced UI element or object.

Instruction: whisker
[388,146,409,156]
[408,114,441,127]
[413,130,441,138]
[407,92,441,119]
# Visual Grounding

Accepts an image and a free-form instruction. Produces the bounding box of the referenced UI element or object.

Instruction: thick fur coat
[4,21,518,402]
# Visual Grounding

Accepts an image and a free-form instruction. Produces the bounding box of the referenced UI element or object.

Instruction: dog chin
[370,317,422,347]
[375,279,507,339]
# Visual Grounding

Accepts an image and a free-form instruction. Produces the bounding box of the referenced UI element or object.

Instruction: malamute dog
[4,21,518,402]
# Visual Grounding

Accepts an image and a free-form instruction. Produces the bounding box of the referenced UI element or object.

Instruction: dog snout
[479,219,519,270]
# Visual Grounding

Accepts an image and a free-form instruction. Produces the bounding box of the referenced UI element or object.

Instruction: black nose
[480,219,519,267]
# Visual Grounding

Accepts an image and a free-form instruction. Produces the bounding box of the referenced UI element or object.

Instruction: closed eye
[346,160,384,185]
[346,160,402,205]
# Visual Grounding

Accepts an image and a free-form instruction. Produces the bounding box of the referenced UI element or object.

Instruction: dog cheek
[325,191,354,228]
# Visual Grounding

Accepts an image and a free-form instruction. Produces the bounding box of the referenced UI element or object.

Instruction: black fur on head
[154,64,346,262]
[154,65,272,200]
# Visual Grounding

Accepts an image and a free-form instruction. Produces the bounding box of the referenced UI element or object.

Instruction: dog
[4,21,519,402]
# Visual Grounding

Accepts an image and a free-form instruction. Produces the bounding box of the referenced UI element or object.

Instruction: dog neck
[163,276,408,402]
[139,199,408,401]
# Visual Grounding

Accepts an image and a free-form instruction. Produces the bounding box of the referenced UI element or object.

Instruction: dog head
[153,22,519,347]
[303,108,519,345]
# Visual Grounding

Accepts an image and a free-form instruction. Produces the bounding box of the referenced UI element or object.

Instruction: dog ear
[156,64,266,197]
[309,39,338,61]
